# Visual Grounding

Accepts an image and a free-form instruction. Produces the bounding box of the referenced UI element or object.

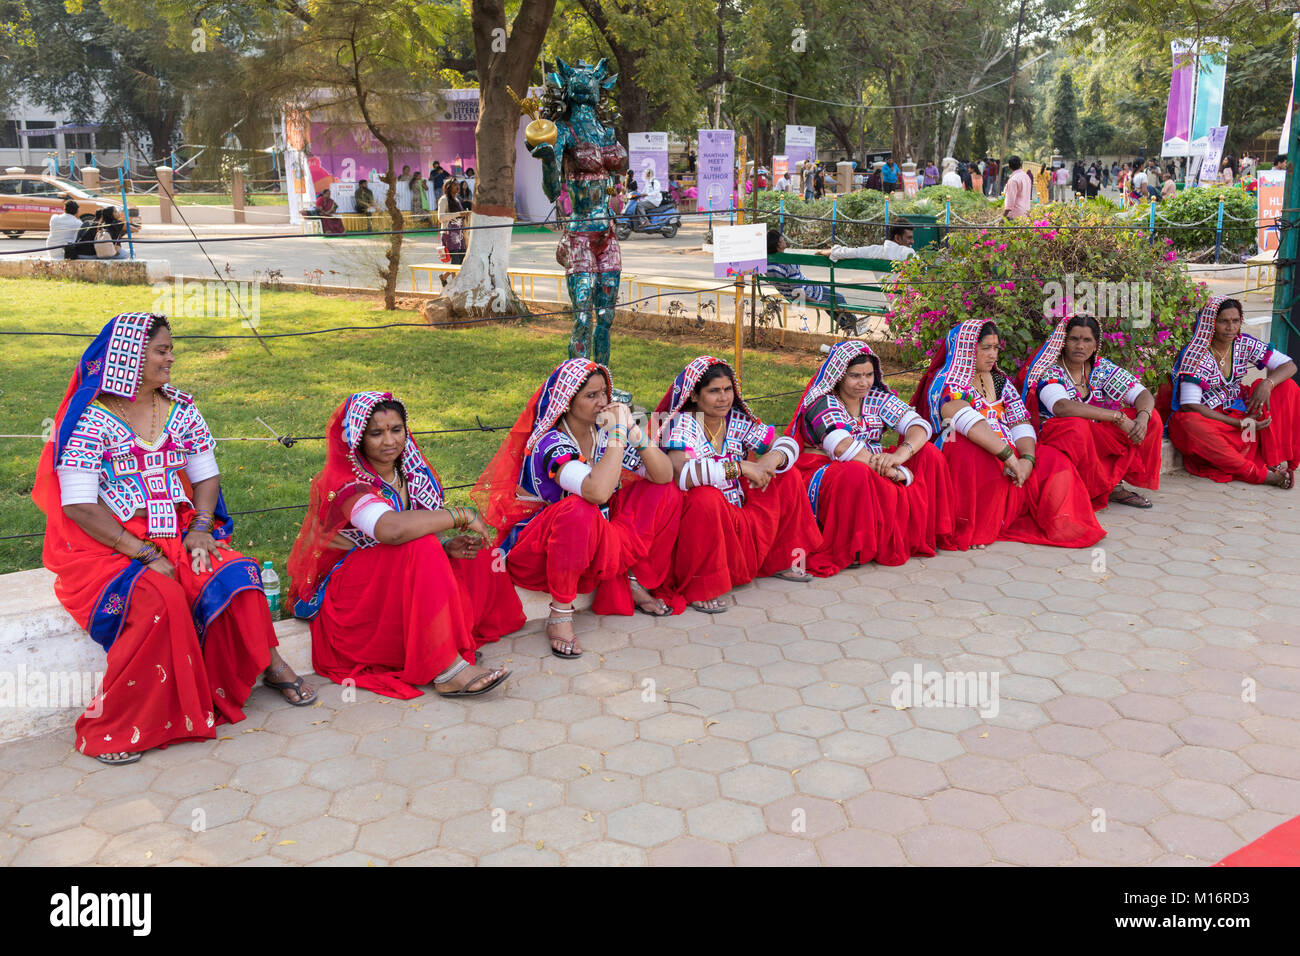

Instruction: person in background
[1220,162,1235,187]
[923,160,939,187]
[96,206,126,258]
[775,171,794,193]
[881,158,900,194]
[47,200,83,260]
[437,178,469,286]
[430,161,449,195]
[941,157,962,188]
[409,170,430,227]
[1274,153,1289,173]
[800,161,814,201]
[354,179,375,225]
[819,224,916,262]
[1002,155,1033,219]
[462,168,476,209]
[1054,164,1070,202]
[755,168,767,190]
[813,164,826,199]
[1161,172,1176,201]
[1131,161,1148,199]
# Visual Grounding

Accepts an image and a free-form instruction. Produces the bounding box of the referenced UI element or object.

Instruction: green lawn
[0,278,843,577]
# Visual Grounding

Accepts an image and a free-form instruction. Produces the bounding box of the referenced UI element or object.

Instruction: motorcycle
[615,193,681,240]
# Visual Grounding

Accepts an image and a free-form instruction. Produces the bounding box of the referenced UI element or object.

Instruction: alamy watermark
[151,278,261,328]
[890,664,1000,718]
[0,665,105,715]
[1042,275,1152,327]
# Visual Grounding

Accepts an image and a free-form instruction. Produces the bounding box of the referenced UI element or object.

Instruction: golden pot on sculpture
[526,118,558,147]
[509,86,557,147]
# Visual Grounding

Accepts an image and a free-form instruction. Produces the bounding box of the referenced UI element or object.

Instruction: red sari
[33,313,275,757]
[655,356,823,600]
[288,391,524,700]
[473,359,684,615]
[1020,318,1162,509]
[787,341,955,575]
[913,320,1106,551]
[1167,297,1300,484]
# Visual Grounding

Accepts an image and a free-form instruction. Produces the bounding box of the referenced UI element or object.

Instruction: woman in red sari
[911,319,1105,551]
[474,359,682,659]
[1168,295,1299,487]
[287,391,522,699]
[786,340,954,574]
[32,312,313,765]
[1021,315,1161,509]
[655,356,822,611]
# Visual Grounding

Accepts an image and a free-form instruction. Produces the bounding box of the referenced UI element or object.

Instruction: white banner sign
[1198,125,1229,187]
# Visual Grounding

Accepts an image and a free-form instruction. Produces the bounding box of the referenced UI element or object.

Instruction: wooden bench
[1245,248,1277,292]
[409,263,578,300]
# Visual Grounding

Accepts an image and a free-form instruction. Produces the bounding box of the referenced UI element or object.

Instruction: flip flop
[634,599,671,616]
[435,667,510,698]
[771,568,813,583]
[264,674,317,706]
[96,751,142,766]
[690,598,730,614]
[1109,488,1152,509]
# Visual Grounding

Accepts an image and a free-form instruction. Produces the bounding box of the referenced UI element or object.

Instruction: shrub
[751,185,1001,248]
[884,203,1211,389]
[1142,185,1257,254]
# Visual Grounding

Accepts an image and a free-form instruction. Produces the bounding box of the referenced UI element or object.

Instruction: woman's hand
[182,530,231,574]
[1247,380,1274,418]
[1003,457,1032,487]
[740,459,773,490]
[870,449,908,475]
[147,554,177,579]
[443,535,484,560]
[1126,414,1148,446]
[1242,415,1272,433]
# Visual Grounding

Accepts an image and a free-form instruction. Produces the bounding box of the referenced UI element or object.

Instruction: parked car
[0,173,141,237]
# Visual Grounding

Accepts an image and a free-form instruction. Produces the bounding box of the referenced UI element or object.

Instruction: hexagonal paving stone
[250,785,331,828]
[606,802,685,847]
[867,756,949,797]
[733,832,820,866]
[890,727,964,763]
[924,789,1008,830]
[604,741,675,777]
[643,767,719,810]
[749,732,821,770]
[900,824,991,866]
[775,704,845,739]
[986,821,1076,865]
[686,799,767,844]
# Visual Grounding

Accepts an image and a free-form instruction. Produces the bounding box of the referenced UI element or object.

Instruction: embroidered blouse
[1037,358,1143,419]
[1176,334,1290,411]
[55,389,219,537]
[940,372,1034,445]
[663,409,775,506]
[520,426,645,508]
[342,472,445,549]
[802,390,929,455]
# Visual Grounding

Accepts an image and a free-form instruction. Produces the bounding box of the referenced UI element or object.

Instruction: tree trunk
[445,0,557,319]
[379,143,403,309]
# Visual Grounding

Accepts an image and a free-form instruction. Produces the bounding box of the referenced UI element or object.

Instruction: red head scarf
[472,358,613,544]
[286,391,444,608]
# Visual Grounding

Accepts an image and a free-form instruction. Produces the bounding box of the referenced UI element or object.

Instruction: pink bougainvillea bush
[885,204,1211,388]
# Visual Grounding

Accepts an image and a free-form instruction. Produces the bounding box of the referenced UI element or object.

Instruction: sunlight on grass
[0,277,860,577]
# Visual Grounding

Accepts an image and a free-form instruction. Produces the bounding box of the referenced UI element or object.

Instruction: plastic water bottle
[261,561,281,617]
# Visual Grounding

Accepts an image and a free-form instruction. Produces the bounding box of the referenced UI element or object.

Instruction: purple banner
[785,124,816,173]
[1162,42,1194,156]
[697,129,735,214]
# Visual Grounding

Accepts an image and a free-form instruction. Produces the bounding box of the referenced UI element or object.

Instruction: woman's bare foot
[690,595,730,614]
[547,603,582,658]
[264,652,316,705]
[629,576,669,615]
[434,661,510,696]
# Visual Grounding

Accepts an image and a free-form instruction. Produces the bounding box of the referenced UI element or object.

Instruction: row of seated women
[36,300,1298,762]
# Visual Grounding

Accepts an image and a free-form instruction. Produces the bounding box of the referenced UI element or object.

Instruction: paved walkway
[2,470,1297,866]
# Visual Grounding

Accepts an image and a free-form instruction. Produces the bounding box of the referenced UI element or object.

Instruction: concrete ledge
[0,566,589,743]
[0,257,170,284]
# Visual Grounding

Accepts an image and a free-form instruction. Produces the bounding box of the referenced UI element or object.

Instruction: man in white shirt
[47,200,83,260]
[1054,165,1069,202]
[633,173,662,227]
[774,172,793,193]
[817,225,917,262]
